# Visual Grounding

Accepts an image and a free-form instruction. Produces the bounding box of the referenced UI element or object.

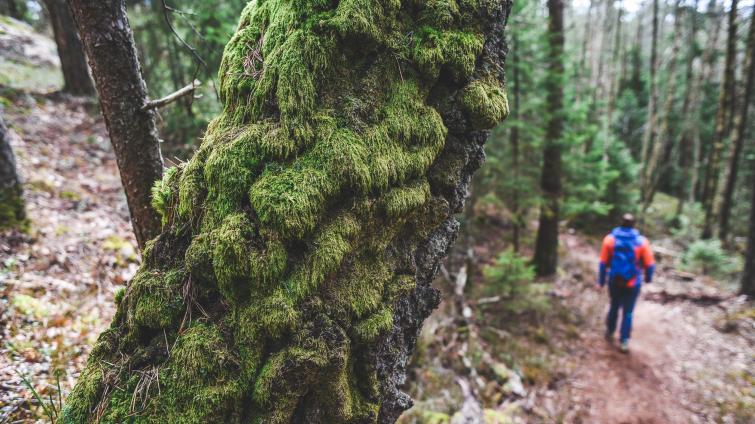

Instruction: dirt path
[555,234,753,423]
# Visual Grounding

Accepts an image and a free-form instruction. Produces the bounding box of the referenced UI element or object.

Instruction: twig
[142,80,201,111]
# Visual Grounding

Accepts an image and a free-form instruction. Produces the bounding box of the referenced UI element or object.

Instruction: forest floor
[0,92,131,422]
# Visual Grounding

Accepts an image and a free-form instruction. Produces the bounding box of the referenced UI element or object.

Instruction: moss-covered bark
[0,114,26,231]
[63,1,510,422]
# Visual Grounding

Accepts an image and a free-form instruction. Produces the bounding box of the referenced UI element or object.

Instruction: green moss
[151,166,179,227]
[353,306,393,342]
[382,179,431,217]
[460,76,509,129]
[126,269,185,330]
[61,365,105,424]
[0,185,27,231]
[66,0,507,420]
[411,27,484,80]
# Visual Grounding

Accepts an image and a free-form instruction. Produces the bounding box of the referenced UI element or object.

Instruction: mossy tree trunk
[63,1,511,423]
[67,0,163,250]
[0,114,26,231]
[533,0,565,277]
[43,0,96,96]
[702,0,738,239]
[717,6,755,242]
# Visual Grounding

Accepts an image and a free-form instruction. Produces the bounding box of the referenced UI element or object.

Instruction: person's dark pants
[606,281,641,342]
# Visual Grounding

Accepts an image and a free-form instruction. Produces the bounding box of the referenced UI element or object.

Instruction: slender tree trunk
[691,0,724,205]
[42,0,96,96]
[0,114,26,231]
[605,1,623,144]
[577,0,596,105]
[534,0,565,277]
[641,0,684,210]
[640,0,660,197]
[742,168,755,296]
[677,0,707,216]
[62,2,512,422]
[511,33,521,253]
[67,0,163,250]
[718,7,755,242]
[702,0,738,239]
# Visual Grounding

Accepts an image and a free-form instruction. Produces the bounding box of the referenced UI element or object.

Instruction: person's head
[620,213,635,228]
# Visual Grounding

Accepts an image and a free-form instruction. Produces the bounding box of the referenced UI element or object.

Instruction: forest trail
[554,233,753,423]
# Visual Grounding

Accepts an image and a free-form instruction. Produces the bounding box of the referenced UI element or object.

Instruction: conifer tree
[533,0,565,276]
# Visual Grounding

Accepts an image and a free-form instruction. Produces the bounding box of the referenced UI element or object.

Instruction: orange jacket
[599,229,655,287]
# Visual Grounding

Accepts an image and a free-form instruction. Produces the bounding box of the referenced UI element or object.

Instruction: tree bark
[641,0,684,211]
[742,167,755,297]
[67,0,163,250]
[534,0,565,277]
[702,0,737,238]
[639,0,660,197]
[511,32,521,253]
[42,0,96,97]
[717,7,755,242]
[676,0,708,216]
[0,114,26,231]
[62,1,511,422]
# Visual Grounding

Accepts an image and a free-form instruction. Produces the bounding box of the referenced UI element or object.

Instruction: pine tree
[62,1,511,422]
[534,0,565,276]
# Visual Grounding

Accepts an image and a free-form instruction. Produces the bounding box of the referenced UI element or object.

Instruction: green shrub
[681,239,738,276]
[482,249,542,314]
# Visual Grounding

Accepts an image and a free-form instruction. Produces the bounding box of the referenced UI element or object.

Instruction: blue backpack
[610,228,639,287]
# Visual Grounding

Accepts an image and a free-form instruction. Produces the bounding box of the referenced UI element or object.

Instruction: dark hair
[621,213,635,228]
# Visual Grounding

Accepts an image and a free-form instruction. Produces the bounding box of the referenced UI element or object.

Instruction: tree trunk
[62,2,511,422]
[603,0,623,159]
[534,0,565,277]
[67,0,163,250]
[641,0,684,211]
[0,114,26,231]
[702,0,738,239]
[511,32,521,253]
[639,0,660,196]
[676,0,707,216]
[717,7,755,242]
[690,0,724,206]
[0,0,26,20]
[742,168,755,297]
[42,0,96,96]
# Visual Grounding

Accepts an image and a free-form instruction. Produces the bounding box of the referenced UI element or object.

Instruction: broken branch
[142,80,201,111]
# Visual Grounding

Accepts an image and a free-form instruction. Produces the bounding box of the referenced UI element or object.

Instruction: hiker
[596,213,655,352]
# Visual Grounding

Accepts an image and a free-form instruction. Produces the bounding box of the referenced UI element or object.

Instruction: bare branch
[142,80,201,111]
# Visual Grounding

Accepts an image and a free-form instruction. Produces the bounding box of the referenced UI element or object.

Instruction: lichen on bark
[63,0,511,422]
